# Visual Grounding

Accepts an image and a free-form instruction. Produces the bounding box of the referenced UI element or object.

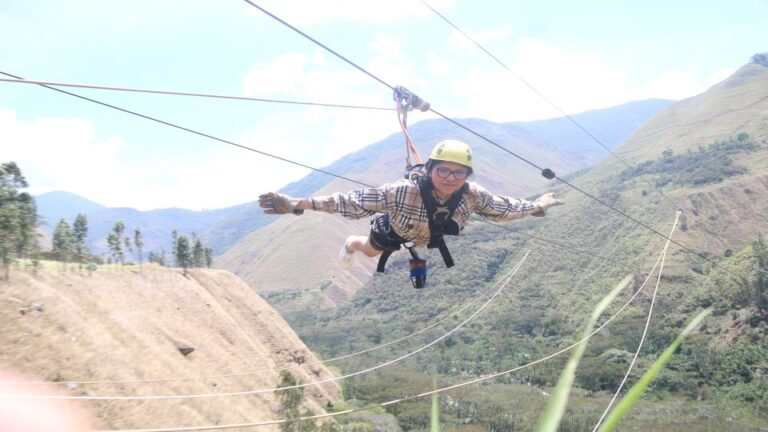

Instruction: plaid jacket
[310,177,537,247]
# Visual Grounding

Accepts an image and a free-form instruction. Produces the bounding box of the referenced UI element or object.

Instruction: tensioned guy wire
[9,252,529,401]
[0,77,394,111]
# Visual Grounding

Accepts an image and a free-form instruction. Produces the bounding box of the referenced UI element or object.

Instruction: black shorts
[369,214,407,251]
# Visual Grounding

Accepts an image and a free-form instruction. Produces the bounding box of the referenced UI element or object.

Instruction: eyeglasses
[435,166,469,180]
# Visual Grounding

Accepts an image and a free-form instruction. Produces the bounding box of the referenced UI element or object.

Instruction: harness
[375,176,467,288]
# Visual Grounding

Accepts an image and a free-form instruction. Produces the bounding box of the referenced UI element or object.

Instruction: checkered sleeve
[309,184,392,219]
[467,182,537,222]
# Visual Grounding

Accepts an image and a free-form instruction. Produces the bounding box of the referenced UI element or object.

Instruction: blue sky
[1,0,766,210]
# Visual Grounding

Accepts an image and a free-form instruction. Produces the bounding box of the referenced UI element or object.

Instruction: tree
[276,371,317,432]
[73,213,89,270]
[148,250,166,266]
[52,219,74,270]
[192,238,205,268]
[175,235,192,275]
[0,162,39,281]
[107,221,125,265]
[134,228,144,269]
[751,52,768,67]
[204,247,214,268]
[124,236,132,263]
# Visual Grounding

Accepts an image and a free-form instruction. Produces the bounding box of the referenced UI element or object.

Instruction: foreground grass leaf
[597,308,712,432]
[535,275,633,432]
[431,375,440,432]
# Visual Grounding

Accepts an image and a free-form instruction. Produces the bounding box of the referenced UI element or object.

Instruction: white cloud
[0,109,132,200]
[628,69,719,102]
[240,35,421,172]
[0,108,306,211]
[427,52,455,76]
[445,38,630,121]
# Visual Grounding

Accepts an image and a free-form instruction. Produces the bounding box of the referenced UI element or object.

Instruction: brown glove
[531,192,564,217]
[258,192,304,216]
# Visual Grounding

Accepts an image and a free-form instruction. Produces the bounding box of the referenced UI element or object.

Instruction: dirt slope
[0,265,340,430]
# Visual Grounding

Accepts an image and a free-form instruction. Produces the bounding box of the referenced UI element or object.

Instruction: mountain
[35,191,239,257]
[0,265,340,429]
[35,190,106,226]
[286,63,768,429]
[215,99,672,307]
[511,98,672,167]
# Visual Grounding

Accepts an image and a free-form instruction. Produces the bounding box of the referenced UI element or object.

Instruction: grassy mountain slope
[285,64,768,430]
[216,101,670,309]
[0,265,339,430]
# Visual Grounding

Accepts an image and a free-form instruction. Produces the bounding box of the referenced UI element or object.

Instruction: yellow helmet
[429,139,472,168]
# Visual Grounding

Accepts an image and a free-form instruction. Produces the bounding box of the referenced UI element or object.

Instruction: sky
[1,0,766,211]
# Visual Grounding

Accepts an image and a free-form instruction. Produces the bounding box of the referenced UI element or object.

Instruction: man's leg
[344,235,382,258]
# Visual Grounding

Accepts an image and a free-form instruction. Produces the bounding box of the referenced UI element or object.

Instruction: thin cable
[418,0,688,213]
[0,77,394,111]
[592,210,681,431]
[0,68,656,331]
[0,70,374,190]
[242,0,393,91]
[94,227,675,431]
[24,263,508,386]
[239,1,704,259]
[12,252,528,401]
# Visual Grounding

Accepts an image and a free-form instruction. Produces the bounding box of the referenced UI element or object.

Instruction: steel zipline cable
[11,253,529,401]
[91,216,682,431]
[0,71,625,274]
[0,70,372,189]
[417,0,689,214]
[240,0,708,262]
[0,77,394,111]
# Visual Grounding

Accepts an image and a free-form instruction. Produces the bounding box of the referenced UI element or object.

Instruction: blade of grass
[596,308,712,432]
[535,275,633,432]
[431,375,440,432]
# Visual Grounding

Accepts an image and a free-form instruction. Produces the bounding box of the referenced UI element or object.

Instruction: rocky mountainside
[0,266,340,430]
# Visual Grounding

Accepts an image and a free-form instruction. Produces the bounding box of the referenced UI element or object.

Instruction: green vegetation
[276,371,318,432]
[171,230,214,275]
[751,52,768,68]
[617,133,760,188]
[273,125,768,430]
[597,309,711,431]
[536,276,630,432]
[0,162,39,281]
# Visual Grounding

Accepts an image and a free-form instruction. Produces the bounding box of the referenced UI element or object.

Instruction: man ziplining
[258,139,564,287]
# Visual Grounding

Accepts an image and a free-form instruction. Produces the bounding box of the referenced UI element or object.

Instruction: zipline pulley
[394,85,430,176]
